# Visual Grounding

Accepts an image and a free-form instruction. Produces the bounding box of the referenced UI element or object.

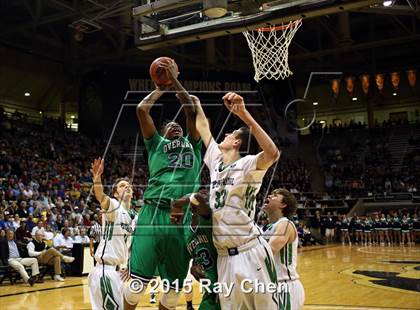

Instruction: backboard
[132,0,382,50]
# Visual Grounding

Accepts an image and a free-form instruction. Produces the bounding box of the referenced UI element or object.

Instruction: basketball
[149,56,178,86]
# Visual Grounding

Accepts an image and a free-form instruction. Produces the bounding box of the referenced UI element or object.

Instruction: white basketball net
[243,20,302,82]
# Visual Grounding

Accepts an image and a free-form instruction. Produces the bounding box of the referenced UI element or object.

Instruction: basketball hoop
[243,20,302,82]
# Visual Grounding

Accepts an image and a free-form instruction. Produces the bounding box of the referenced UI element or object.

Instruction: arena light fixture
[383,0,395,7]
[352,97,358,101]
[24,92,30,97]
[313,102,318,106]
[393,92,397,96]
[39,111,43,114]
[71,115,75,119]
[203,0,227,18]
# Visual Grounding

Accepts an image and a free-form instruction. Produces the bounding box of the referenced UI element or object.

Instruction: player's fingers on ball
[233,94,242,102]
[223,98,233,107]
[227,93,236,101]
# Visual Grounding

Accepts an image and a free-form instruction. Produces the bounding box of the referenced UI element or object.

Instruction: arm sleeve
[27,242,41,257]
[238,155,267,184]
[53,236,61,248]
[203,139,222,171]
[144,131,164,152]
[239,155,258,173]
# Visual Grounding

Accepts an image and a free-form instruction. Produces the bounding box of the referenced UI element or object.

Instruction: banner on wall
[345,76,355,97]
[407,70,416,88]
[375,73,385,94]
[127,78,253,92]
[391,72,400,91]
[360,74,370,96]
[330,79,340,99]
[79,68,257,138]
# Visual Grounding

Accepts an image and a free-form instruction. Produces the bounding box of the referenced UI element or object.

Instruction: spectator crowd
[1,109,419,286]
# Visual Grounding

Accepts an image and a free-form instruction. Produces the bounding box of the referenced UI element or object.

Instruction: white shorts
[279,279,305,310]
[88,264,123,310]
[217,238,279,310]
[325,228,335,237]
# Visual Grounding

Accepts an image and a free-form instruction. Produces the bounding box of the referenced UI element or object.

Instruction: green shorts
[129,202,190,285]
[199,292,221,310]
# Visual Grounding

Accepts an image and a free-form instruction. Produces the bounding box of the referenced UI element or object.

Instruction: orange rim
[256,19,301,32]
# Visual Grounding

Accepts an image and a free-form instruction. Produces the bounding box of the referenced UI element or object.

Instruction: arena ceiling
[0,0,419,113]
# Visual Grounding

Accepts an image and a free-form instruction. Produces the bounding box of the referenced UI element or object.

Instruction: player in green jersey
[124,59,202,310]
[171,190,221,310]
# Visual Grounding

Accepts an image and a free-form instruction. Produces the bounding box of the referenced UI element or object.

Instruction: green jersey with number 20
[143,132,202,201]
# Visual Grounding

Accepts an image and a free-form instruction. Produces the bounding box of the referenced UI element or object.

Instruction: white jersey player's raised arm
[191,93,281,310]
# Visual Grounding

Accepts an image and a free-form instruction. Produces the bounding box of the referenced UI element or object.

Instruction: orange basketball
[149,57,178,87]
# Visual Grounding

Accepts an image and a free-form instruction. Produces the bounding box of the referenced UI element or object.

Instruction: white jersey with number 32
[204,139,267,250]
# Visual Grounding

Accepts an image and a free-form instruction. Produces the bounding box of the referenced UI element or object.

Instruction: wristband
[189,193,199,206]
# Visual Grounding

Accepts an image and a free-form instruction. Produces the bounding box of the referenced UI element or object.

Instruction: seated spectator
[12,214,20,231]
[82,214,91,227]
[4,214,14,231]
[53,228,73,256]
[31,220,45,237]
[26,214,36,231]
[0,230,39,286]
[62,219,76,237]
[74,227,89,244]
[27,231,75,281]
[0,214,6,231]
[15,221,32,243]
[16,201,29,218]
[300,224,316,246]
[43,224,55,242]
[22,186,34,200]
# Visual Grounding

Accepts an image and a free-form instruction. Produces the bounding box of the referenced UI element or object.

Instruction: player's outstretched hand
[170,197,189,224]
[190,190,211,219]
[90,157,104,183]
[190,264,206,281]
[159,58,179,80]
[223,92,247,117]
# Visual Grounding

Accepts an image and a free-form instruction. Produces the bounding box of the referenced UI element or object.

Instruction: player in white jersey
[88,157,133,310]
[262,188,305,310]
[192,92,281,310]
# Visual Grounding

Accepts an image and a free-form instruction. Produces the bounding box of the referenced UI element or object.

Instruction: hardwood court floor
[1,245,419,310]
